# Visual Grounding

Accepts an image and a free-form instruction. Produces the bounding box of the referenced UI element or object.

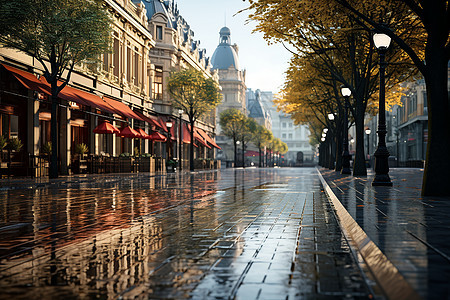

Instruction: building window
[126,45,132,83]
[102,53,109,73]
[152,66,163,100]
[134,46,141,86]
[288,123,293,128]
[0,112,19,138]
[156,26,163,40]
[112,34,120,78]
[282,122,286,128]
[282,133,286,138]
[288,133,293,139]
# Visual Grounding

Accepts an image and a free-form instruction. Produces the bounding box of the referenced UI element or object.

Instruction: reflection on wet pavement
[320,168,450,299]
[0,168,370,299]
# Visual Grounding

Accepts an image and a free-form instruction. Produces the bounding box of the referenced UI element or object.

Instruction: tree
[239,117,258,167]
[244,0,414,175]
[244,0,449,195]
[0,0,113,178]
[219,108,246,167]
[251,124,272,167]
[337,0,449,195]
[168,68,222,171]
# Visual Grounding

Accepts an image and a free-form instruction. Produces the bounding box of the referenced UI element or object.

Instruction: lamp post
[178,109,183,170]
[372,32,392,186]
[166,119,173,161]
[365,128,371,163]
[327,113,335,169]
[340,86,352,174]
[236,140,240,167]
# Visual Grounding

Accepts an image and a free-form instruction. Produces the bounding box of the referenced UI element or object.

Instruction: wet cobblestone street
[0,168,370,299]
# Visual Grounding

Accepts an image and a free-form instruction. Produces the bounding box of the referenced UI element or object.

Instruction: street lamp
[340,85,352,174]
[372,32,393,186]
[328,113,335,121]
[178,109,183,170]
[323,128,328,133]
[365,128,371,162]
[166,119,173,161]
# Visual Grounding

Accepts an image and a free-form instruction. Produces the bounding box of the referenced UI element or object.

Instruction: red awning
[2,64,50,95]
[39,77,119,115]
[187,125,211,149]
[170,123,177,141]
[137,128,150,139]
[157,116,168,132]
[118,126,141,138]
[133,110,163,129]
[148,131,166,141]
[93,121,120,134]
[103,97,145,121]
[196,128,221,149]
[183,123,191,144]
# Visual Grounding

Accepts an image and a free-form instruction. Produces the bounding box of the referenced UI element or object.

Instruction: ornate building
[140,0,220,167]
[211,26,247,163]
[0,0,219,176]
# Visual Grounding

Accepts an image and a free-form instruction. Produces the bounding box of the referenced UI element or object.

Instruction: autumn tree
[238,117,258,167]
[168,68,222,171]
[219,108,246,167]
[245,0,449,195]
[244,0,413,175]
[251,124,272,167]
[0,0,113,178]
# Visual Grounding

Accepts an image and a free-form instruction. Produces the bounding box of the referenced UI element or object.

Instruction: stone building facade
[210,26,247,163]
[0,0,219,176]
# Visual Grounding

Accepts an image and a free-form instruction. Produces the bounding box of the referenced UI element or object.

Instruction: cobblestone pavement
[319,168,450,300]
[0,168,371,299]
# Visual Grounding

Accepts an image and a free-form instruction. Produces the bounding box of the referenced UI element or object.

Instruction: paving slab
[319,167,450,300]
[1,168,371,299]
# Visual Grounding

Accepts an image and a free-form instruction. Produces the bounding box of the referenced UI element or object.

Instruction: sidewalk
[0,168,371,299]
[318,168,450,300]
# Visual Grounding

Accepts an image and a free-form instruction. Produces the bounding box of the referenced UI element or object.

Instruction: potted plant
[73,143,89,173]
[7,137,23,162]
[75,143,89,159]
[7,137,23,152]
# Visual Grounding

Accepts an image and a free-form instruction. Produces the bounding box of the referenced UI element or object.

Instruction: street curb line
[317,169,421,300]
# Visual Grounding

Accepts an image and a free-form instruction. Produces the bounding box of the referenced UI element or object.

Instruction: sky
[175,0,292,94]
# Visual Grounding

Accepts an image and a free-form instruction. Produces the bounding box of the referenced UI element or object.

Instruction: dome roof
[219,26,231,36]
[211,27,240,70]
[211,45,240,70]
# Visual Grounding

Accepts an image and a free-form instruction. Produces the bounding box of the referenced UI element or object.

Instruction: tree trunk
[334,127,343,172]
[241,142,245,168]
[189,120,195,171]
[258,146,262,167]
[353,104,367,176]
[421,49,450,196]
[49,91,58,179]
[328,138,335,169]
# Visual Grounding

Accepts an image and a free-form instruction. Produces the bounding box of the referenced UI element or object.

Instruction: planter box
[194,159,205,169]
[138,157,155,173]
[119,157,133,173]
[72,159,88,174]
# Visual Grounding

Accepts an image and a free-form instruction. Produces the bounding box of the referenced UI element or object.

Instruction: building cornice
[398,115,427,129]
[105,0,155,47]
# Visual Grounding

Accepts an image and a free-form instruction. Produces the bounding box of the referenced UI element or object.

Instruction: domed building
[211,27,247,163]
